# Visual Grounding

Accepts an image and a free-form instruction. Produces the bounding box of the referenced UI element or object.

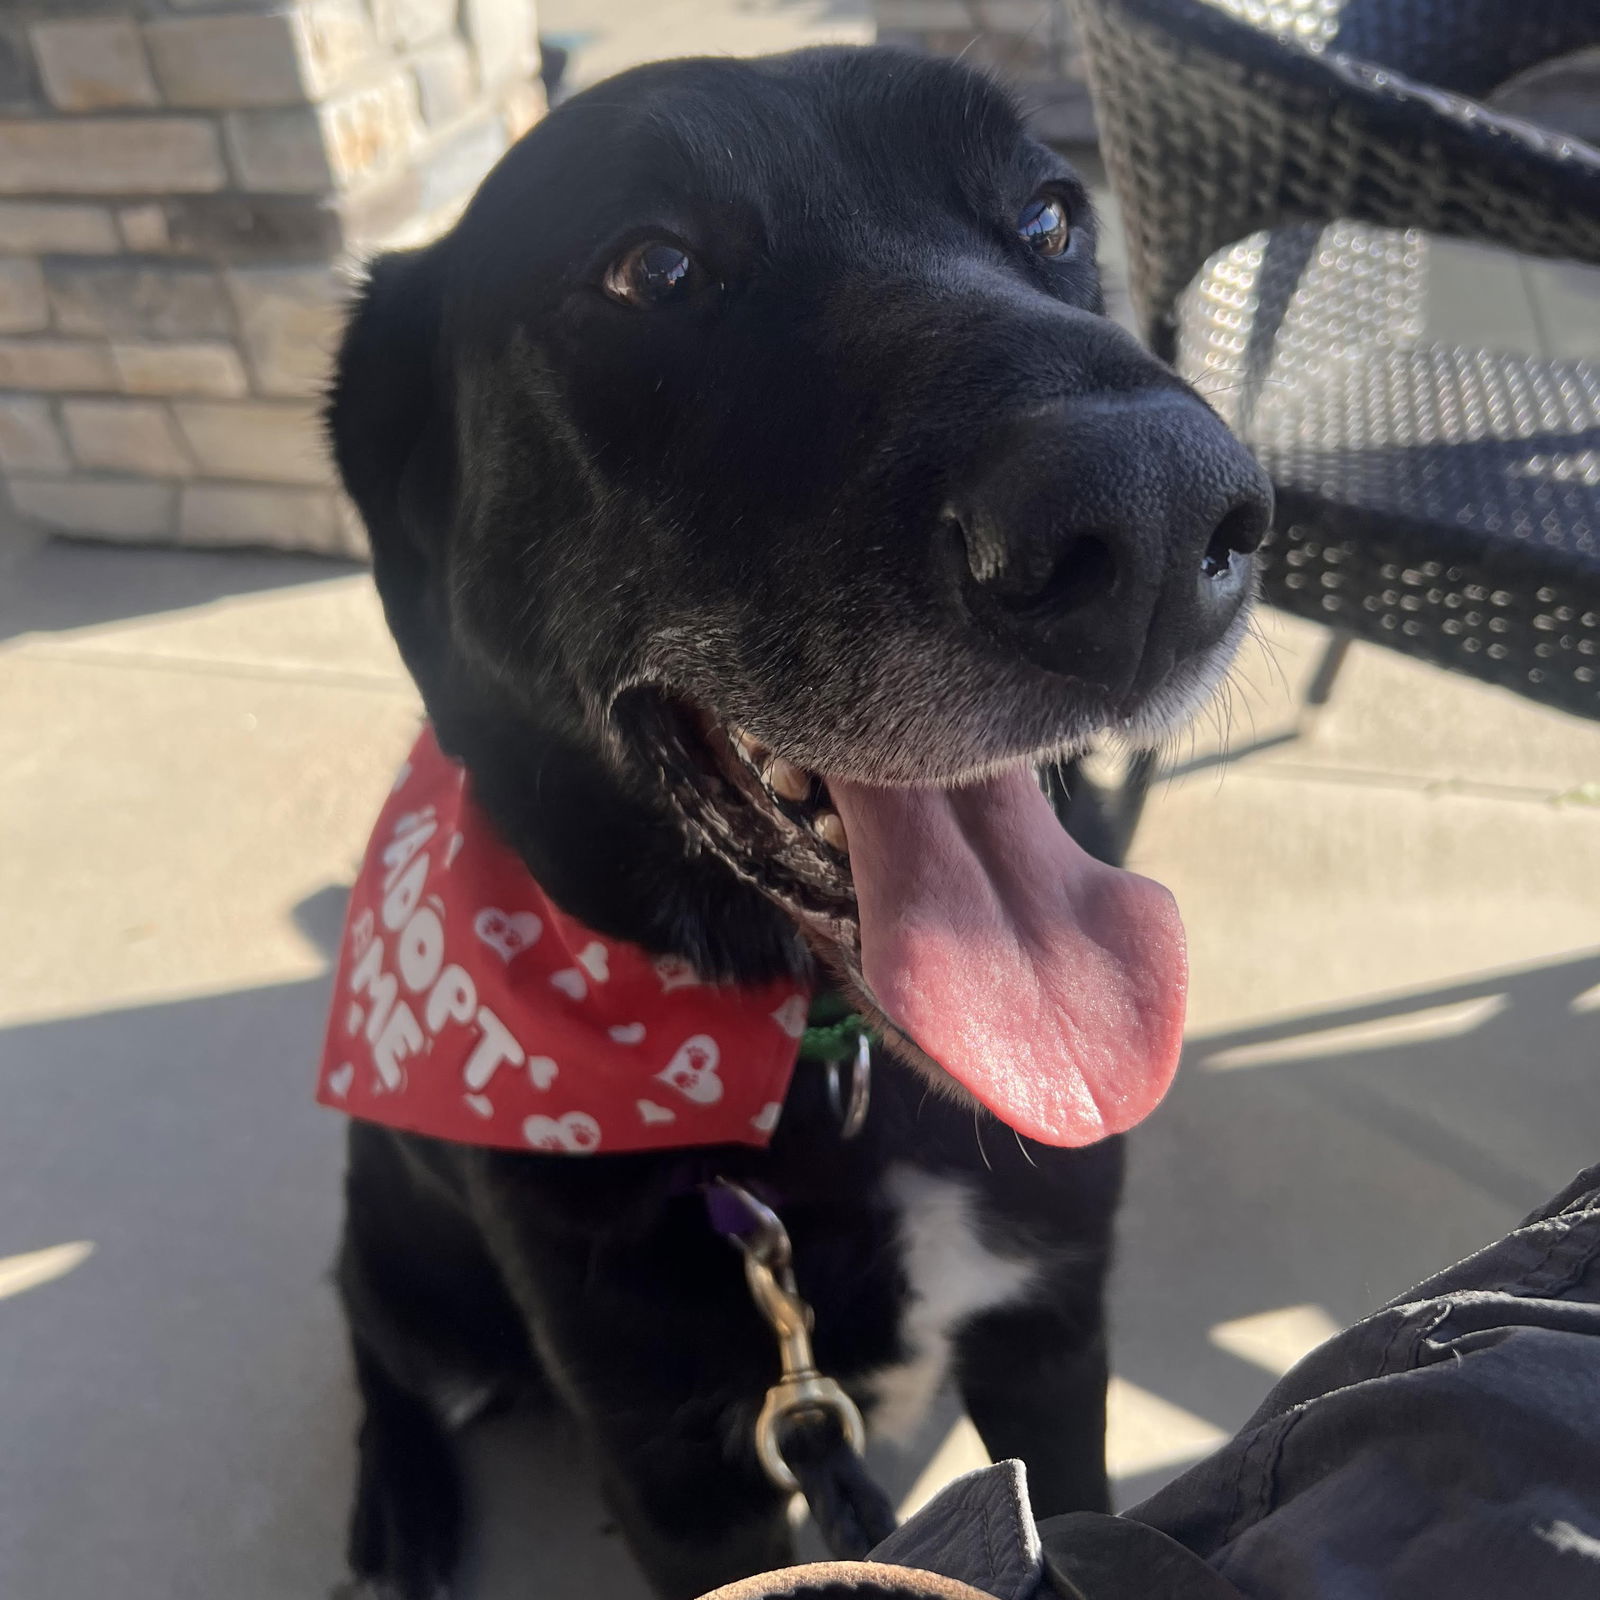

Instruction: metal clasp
[714,1179,867,1492]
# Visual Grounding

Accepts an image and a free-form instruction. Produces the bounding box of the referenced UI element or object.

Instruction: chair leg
[1116,749,1158,861]
[1046,760,1121,865]
[1305,629,1354,709]
[1047,752,1159,867]
[1075,627,1350,864]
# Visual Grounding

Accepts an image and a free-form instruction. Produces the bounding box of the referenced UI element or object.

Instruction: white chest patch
[871,1164,1038,1446]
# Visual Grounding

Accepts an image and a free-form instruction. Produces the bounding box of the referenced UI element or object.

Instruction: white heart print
[327,1062,355,1099]
[750,1101,782,1135]
[609,1023,646,1046]
[549,968,587,1001]
[655,1034,723,1105]
[474,907,542,962]
[463,1092,494,1119]
[527,1056,559,1091]
[577,941,610,983]
[344,1001,363,1037]
[523,1111,601,1153]
[654,954,701,993]
[394,806,434,836]
[636,1099,676,1126]
[445,831,465,866]
[770,995,808,1038]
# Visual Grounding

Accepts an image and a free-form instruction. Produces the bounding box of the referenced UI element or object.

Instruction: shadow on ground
[2,935,1595,1594]
[0,536,360,644]
[1113,949,1600,1508]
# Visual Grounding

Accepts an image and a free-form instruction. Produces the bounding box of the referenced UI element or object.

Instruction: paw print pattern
[656,1035,723,1105]
[523,1111,601,1153]
[473,908,541,961]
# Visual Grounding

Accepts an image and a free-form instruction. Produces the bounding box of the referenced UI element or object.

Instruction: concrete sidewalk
[538,0,871,92]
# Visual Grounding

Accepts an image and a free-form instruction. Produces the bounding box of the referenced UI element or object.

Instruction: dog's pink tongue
[828,767,1187,1147]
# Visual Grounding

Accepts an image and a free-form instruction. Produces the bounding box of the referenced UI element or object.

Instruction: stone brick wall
[0,0,542,555]
[873,0,1095,144]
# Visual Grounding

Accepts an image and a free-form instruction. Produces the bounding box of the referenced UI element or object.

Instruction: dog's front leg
[588,1401,794,1600]
[954,1290,1113,1517]
[472,1173,796,1598]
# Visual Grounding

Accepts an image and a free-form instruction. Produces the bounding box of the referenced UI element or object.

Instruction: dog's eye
[1017,196,1071,258]
[603,241,700,308]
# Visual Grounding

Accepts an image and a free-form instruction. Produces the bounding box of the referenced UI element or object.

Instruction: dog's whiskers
[1244,610,1292,695]
[973,1109,993,1172]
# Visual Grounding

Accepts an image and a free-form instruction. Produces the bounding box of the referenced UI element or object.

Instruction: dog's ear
[327,245,456,696]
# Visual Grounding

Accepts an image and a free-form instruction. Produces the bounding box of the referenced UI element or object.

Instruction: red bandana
[316,727,812,1154]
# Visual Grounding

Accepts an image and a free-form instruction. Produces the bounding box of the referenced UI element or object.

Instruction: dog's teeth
[767,758,810,803]
[816,810,848,855]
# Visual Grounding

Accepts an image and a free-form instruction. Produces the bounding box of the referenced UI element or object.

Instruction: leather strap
[699,1561,1000,1600]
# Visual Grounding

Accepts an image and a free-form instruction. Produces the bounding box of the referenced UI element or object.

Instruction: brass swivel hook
[714,1179,867,1493]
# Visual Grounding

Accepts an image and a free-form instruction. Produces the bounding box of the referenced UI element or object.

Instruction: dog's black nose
[950,392,1273,696]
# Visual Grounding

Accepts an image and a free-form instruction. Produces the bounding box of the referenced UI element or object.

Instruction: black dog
[326,45,1270,1600]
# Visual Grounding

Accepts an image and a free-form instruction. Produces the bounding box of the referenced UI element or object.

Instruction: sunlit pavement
[4,7,1600,1590]
[538,0,872,94]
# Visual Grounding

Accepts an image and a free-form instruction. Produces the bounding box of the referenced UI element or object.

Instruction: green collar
[798,989,872,1064]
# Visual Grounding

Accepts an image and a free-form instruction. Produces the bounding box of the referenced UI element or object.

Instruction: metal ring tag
[825,1032,872,1139]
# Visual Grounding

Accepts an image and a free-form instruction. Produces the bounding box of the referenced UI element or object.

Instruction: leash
[709,1177,898,1560]
[705,1000,896,1559]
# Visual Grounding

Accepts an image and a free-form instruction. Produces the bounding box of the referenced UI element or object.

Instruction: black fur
[325,46,1269,1600]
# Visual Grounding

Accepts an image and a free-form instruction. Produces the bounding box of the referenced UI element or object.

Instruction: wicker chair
[1049,0,1600,854]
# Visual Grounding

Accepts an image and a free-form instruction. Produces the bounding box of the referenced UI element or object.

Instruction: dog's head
[329,47,1272,1146]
